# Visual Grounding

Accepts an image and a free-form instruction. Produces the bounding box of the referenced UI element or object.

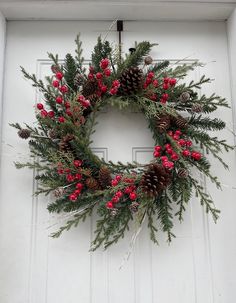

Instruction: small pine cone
[177,168,189,178]
[140,164,172,197]
[85,177,100,190]
[179,91,191,103]
[110,208,119,217]
[51,64,60,74]
[129,202,140,213]
[172,115,188,129]
[156,114,171,133]
[144,56,153,65]
[119,67,143,95]
[48,129,57,139]
[54,187,65,198]
[99,166,112,189]
[74,73,84,87]
[191,103,203,113]
[18,129,31,139]
[59,134,75,153]
[82,79,98,99]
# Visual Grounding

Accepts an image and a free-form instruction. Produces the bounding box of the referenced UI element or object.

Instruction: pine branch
[63,53,78,92]
[188,115,226,131]
[75,33,86,74]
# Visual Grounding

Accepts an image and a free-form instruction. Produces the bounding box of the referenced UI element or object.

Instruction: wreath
[11,35,233,250]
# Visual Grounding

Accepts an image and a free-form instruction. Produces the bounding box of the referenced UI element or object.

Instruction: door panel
[0,20,235,303]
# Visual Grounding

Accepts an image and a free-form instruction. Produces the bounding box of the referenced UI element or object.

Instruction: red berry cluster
[106,175,138,209]
[56,160,84,202]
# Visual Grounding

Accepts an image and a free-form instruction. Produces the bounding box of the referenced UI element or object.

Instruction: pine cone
[74,73,84,87]
[140,164,172,197]
[156,114,171,133]
[191,103,203,113]
[59,134,75,153]
[129,202,140,213]
[144,56,153,65]
[172,115,188,129]
[82,78,98,101]
[51,64,61,74]
[48,129,58,139]
[177,168,189,178]
[54,187,65,198]
[85,177,100,190]
[179,91,190,103]
[99,166,112,189]
[119,67,143,95]
[18,129,31,139]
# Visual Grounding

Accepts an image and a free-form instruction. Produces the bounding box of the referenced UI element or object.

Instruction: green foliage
[91,36,112,72]
[64,53,78,91]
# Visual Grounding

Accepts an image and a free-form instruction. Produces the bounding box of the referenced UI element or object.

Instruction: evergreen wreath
[11,35,233,250]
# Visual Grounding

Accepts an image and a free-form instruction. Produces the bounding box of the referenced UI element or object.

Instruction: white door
[0,20,235,303]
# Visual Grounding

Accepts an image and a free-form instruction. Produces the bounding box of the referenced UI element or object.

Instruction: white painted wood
[0,20,236,303]
[0,1,235,21]
[0,10,6,142]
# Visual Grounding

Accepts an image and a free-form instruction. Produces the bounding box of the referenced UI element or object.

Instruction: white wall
[0,10,6,141]
[227,8,236,134]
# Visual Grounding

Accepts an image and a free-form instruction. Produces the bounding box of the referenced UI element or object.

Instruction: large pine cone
[119,67,143,95]
[18,129,31,139]
[156,114,171,133]
[59,134,75,153]
[140,164,172,197]
[99,166,112,189]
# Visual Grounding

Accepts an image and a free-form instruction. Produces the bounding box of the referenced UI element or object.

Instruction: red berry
[162,93,169,100]
[104,69,111,77]
[69,193,77,202]
[145,77,152,85]
[66,109,72,116]
[178,139,186,146]
[173,134,180,140]
[112,80,120,88]
[182,149,191,157]
[88,73,94,79]
[112,196,119,203]
[64,101,70,108]
[74,160,83,167]
[192,151,202,160]
[76,183,83,190]
[75,173,82,180]
[169,78,177,86]
[58,116,65,123]
[129,192,137,200]
[165,143,171,149]
[175,130,182,136]
[124,186,132,194]
[66,174,75,182]
[64,168,70,173]
[101,85,107,93]
[106,201,113,209]
[96,72,103,80]
[115,175,122,182]
[56,96,63,104]
[109,88,118,95]
[171,153,179,161]
[166,148,173,155]
[74,189,81,196]
[163,77,169,84]
[155,145,162,152]
[161,156,168,162]
[56,72,63,80]
[143,83,148,89]
[149,94,157,101]
[52,80,60,87]
[147,72,155,79]
[89,66,95,73]
[168,131,173,136]
[80,99,91,108]
[163,83,169,90]
[37,103,44,110]
[48,111,55,118]
[60,85,68,93]
[153,151,161,158]
[57,169,64,175]
[160,98,167,104]
[100,58,110,70]
[186,140,192,147]
[152,79,159,87]
[40,110,48,117]
[115,191,123,198]
[111,179,118,187]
